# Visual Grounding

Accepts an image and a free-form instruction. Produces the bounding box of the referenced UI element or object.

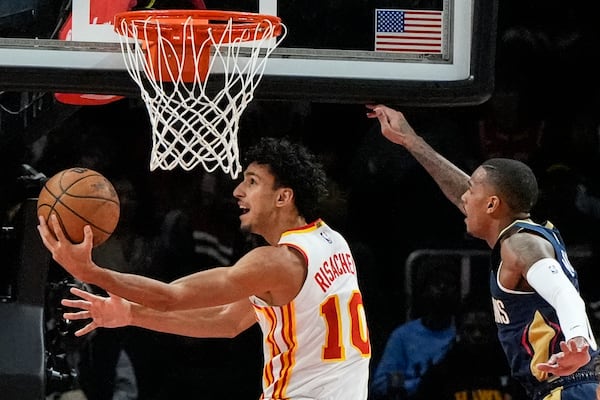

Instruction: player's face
[461,167,493,239]
[233,162,280,234]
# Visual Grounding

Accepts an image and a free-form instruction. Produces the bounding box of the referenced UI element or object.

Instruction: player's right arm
[366,104,470,213]
[62,287,257,338]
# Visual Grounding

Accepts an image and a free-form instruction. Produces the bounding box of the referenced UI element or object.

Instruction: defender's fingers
[365,104,382,118]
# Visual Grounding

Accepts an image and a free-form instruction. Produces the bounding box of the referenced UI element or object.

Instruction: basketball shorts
[534,370,598,400]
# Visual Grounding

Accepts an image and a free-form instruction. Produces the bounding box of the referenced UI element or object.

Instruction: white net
[115,12,287,178]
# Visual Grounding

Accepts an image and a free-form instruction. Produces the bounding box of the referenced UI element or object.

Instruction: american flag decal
[375,9,444,54]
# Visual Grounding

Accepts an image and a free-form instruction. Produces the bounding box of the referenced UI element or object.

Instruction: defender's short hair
[481,158,538,213]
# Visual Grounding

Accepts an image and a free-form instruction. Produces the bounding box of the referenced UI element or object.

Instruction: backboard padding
[0,0,497,106]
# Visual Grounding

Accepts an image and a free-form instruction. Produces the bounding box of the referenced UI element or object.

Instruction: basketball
[37,167,120,247]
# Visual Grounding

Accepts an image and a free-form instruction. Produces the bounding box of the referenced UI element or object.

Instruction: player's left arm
[42,215,304,312]
[504,233,596,376]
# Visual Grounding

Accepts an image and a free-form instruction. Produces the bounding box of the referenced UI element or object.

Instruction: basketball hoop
[113,10,286,178]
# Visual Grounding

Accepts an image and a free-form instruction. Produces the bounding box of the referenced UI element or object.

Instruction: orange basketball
[37,167,120,247]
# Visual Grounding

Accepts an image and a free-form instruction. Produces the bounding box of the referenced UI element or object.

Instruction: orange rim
[114,9,284,41]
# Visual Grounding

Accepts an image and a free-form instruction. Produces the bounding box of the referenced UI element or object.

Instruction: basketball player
[38,137,371,400]
[366,104,599,400]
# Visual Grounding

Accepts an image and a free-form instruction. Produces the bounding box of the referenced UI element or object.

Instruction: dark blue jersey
[490,220,599,398]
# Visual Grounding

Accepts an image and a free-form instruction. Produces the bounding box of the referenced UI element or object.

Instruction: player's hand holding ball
[37,167,120,247]
[37,167,120,282]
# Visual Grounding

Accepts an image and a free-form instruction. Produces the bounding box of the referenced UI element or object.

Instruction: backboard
[0,0,498,106]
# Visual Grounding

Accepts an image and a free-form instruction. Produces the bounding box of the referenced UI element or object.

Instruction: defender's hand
[366,104,418,147]
[536,338,591,376]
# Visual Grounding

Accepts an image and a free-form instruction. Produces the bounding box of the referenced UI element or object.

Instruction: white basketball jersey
[250,219,371,400]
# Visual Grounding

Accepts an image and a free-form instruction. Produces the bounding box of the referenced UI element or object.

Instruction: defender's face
[232,162,279,234]
[461,167,493,239]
